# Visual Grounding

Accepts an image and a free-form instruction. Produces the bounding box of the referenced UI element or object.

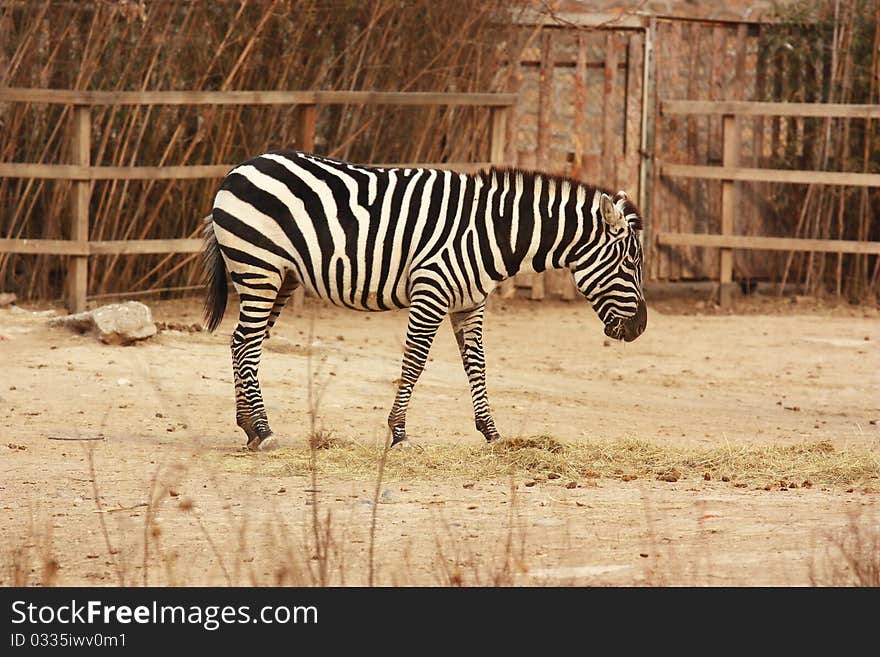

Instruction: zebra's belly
[323,287,411,312]
[300,259,412,312]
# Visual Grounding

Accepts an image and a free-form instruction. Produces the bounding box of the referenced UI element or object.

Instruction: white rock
[49,301,157,345]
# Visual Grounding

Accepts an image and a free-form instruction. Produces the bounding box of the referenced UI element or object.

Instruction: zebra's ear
[600,193,626,230]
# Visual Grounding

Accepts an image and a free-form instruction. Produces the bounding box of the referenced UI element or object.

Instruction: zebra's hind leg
[450,303,502,443]
[387,289,448,447]
[265,271,300,339]
[230,274,282,451]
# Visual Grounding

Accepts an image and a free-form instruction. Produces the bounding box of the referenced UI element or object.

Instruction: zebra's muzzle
[604,300,647,342]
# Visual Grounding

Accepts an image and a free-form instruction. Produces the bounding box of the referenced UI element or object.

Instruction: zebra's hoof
[247,434,280,452]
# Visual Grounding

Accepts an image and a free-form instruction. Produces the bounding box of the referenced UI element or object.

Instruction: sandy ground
[1,291,878,586]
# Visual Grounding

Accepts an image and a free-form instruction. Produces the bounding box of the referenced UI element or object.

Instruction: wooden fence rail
[0,161,494,180]
[656,233,880,255]
[0,88,515,312]
[660,164,880,188]
[658,99,880,304]
[0,88,518,106]
[661,100,880,119]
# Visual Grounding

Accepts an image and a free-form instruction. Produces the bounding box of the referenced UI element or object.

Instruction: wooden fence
[6,92,880,311]
[657,100,880,305]
[0,88,515,312]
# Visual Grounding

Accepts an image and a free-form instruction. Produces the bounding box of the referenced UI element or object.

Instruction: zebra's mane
[482,166,643,231]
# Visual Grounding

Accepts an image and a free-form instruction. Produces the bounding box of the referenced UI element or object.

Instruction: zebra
[202,150,647,451]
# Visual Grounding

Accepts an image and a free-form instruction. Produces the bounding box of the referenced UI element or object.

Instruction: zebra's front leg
[388,293,447,447]
[450,304,502,443]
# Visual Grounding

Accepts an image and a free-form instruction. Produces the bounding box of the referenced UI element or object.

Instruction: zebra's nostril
[619,302,647,342]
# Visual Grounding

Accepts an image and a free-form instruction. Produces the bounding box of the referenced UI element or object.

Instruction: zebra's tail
[202,214,228,333]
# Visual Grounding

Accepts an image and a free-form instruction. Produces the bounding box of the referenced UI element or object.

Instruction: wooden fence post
[640,17,656,286]
[296,104,317,152]
[527,32,556,301]
[489,106,508,165]
[490,105,517,300]
[68,104,90,313]
[719,114,739,306]
[602,31,620,189]
[292,103,317,311]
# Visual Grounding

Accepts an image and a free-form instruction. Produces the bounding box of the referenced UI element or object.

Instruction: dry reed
[762,0,879,302]
[0,0,529,301]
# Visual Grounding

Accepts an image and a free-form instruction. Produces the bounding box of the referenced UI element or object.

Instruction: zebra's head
[571,190,646,342]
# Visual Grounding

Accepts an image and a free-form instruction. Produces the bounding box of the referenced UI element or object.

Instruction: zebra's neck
[476,168,605,280]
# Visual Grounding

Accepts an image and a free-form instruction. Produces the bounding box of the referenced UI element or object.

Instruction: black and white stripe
[203,150,646,450]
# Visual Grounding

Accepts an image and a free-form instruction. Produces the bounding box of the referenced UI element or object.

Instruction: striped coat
[204,150,646,450]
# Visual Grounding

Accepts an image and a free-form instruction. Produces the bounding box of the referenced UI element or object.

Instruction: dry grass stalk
[811,508,880,585]
[86,445,126,585]
[221,436,880,489]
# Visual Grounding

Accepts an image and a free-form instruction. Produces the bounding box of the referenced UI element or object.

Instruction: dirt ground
[1,289,878,586]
